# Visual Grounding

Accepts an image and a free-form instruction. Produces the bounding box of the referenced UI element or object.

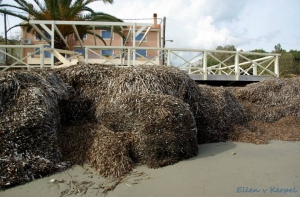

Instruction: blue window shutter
[102,31,111,39]
[136,50,146,57]
[35,48,40,55]
[136,33,144,41]
[44,46,51,58]
[102,50,113,56]
[74,48,85,57]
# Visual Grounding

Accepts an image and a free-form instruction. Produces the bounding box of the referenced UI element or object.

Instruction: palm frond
[0,8,28,21]
[7,23,29,32]
[86,30,107,45]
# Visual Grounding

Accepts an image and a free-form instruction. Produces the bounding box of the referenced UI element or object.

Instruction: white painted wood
[0,45,281,79]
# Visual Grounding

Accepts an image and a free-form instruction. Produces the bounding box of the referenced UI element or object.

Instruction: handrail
[0,45,280,77]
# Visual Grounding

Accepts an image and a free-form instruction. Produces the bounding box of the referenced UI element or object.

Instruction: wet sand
[1,141,300,197]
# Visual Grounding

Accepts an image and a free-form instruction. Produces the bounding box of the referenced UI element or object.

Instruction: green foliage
[274,43,284,53]
[289,50,300,62]
[272,44,300,77]
[207,45,237,67]
[0,0,124,49]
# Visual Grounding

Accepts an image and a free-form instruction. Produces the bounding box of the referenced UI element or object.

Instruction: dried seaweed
[1,64,299,190]
[0,70,71,188]
[228,77,300,144]
[231,77,300,122]
[229,116,300,144]
[196,85,248,143]
[58,123,136,178]
[96,93,198,168]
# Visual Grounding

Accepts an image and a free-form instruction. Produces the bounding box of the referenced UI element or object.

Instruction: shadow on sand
[191,141,237,160]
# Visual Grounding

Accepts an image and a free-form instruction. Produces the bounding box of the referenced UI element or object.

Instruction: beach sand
[1,141,299,197]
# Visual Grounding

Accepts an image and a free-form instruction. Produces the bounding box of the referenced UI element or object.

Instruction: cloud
[1,0,299,52]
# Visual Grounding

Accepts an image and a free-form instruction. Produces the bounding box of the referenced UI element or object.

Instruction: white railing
[0,45,82,72]
[0,45,280,78]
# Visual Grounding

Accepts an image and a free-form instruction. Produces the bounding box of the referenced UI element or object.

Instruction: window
[34,45,51,58]
[35,31,51,41]
[136,49,146,58]
[82,34,87,39]
[102,50,113,56]
[132,33,147,42]
[74,47,85,57]
[101,31,112,39]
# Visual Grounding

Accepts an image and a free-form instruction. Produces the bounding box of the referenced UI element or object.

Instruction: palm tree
[0,0,125,50]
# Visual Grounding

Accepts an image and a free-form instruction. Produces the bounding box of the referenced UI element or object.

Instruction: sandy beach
[1,140,299,197]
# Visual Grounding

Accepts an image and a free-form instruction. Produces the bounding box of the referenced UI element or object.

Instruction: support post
[127,48,131,66]
[253,64,257,75]
[218,64,222,75]
[4,10,8,65]
[162,16,166,66]
[167,49,170,66]
[235,52,239,80]
[85,47,88,64]
[275,55,279,77]
[203,51,207,80]
[132,24,136,66]
[40,45,44,68]
[51,21,55,66]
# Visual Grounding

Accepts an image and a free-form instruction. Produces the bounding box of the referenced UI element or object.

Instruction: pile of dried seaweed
[229,116,300,144]
[0,64,203,189]
[96,94,198,168]
[4,63,298,190]
[55,64,202,123]
[56,64,245,144]
[231,77,300,122]
[228,77,300,144]
[196,85,247,143]
[56,64,199,174]
[0,70,71,188]
[58,123,136,178]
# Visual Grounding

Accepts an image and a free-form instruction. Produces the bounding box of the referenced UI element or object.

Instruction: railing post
[203,51,207,80]
[85,47,88,65]
[40,45,44,68]
[253,64,257,76]
[275,55,280,77]
[167,49,170,66]
[120,49,124,66]
[127,48,131,66]
[132,49,136,66]
[235,52,239,80]
[51,21,55,67]
[218,63,221,75]
[133,23,136,66]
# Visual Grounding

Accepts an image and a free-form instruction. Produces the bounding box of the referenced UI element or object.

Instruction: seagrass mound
[54,64,202,122]
[231,77,300,122]
[58,123,136,178]
[196,85,247,143]
[0,70,70,188]
[96,94,199,168]
[229,116,300,144]
[55,64,239,144]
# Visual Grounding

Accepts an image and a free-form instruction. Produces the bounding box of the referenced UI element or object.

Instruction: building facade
[21,14,162,66]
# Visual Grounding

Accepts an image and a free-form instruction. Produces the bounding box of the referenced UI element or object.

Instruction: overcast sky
[1,0,299,52]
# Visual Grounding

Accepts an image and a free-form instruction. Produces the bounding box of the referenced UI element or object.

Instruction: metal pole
[4,10,8,65]
[162,16,166,66]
